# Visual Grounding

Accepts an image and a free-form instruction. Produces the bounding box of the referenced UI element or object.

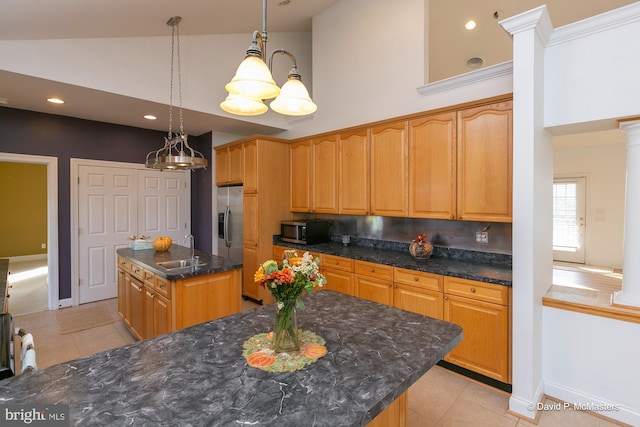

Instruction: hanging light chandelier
[146,16,208,171]
[220,0,317,117]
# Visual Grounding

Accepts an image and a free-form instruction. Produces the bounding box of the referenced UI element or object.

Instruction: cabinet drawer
[129,262,144,281]
[354,260,393,281]
[444,276,508,305]
[155,275,171,299]
[393,268,442,292]
[143,269,155,287]
[322,254,354,272]
[118,256,131,271]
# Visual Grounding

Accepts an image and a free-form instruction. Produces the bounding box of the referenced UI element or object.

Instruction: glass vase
[273,299,300,353]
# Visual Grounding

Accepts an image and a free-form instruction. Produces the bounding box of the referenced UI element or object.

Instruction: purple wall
[0,108,212,300]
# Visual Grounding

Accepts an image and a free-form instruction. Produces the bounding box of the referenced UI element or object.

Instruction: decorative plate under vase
[409,242,433,259]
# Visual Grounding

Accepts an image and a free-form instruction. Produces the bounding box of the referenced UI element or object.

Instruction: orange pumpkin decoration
[303,344,327,359]
[247,351,276,368]
[153,236,172,252]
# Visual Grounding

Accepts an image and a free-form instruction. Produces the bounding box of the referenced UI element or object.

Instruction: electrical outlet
[41,243,46,249]
[475,232,489,244]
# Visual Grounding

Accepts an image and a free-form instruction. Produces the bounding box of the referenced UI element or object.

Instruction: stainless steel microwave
[281,220,330,245]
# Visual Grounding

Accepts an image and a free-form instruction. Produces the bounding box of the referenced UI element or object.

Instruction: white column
[614,119,640,308]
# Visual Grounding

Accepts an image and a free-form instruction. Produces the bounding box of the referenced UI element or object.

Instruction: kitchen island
[0,291,462,426]
[117,245,243,340]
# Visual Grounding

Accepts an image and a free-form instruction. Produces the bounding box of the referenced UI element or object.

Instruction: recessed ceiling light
[144,115,157,120]
[466,57,484,69]
[47,97,64,104]
[465,20,476,30]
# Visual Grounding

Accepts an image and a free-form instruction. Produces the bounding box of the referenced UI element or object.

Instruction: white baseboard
[57,298,72,309]
[5,254,47,263]
[508,379,545,422]
[544,380,639,426]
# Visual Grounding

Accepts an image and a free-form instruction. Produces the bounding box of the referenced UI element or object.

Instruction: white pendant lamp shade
[270,77,317,116]
[224,55,280,100]
[220,93,268,116]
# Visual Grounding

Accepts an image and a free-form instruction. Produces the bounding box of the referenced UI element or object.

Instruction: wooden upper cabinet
[457,101,513,222]
[290,140,312,212]
[243,140,258,193]
[408,112,457,219]
[311,135,338,213]
[339,129,370,215]
[215,144,243,186]
[370,121,409,217]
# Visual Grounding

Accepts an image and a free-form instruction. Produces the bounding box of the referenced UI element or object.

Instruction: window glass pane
[553,182,578,250]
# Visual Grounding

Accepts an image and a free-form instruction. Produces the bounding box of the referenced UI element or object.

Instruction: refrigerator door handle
[224,205,231,248]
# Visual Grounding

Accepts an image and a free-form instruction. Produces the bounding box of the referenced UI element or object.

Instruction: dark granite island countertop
[0,291,462,426]
[117,244,242,280]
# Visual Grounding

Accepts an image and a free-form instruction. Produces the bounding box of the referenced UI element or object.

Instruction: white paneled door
[77,165,187,304]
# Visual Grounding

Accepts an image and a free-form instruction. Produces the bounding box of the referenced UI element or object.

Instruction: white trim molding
[416,61,513,96]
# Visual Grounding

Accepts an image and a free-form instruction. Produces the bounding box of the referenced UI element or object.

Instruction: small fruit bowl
[153,236,172,252]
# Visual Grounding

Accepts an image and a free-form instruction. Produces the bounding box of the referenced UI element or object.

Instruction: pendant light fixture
[146,16,207,171]
[220,0,317,117]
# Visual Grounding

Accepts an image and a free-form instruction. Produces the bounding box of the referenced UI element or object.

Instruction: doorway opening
[553,177,586,264]
[0,153,59,312]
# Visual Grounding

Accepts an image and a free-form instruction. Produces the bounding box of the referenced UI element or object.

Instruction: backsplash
[293,214,512,255]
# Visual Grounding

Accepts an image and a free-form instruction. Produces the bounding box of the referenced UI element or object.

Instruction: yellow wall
[0,162,47,257]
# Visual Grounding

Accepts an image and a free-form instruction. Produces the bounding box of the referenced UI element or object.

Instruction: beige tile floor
[13,299,625,427]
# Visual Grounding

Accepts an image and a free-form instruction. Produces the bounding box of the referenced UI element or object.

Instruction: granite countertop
[0,259,8,313]
[0,291,462,426]
[274,237,512,286]
[117,245,242,280]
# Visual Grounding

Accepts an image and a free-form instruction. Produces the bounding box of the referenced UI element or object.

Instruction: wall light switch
[41,243,46,249]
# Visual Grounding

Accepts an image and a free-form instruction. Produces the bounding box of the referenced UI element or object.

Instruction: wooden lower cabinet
[175,270,242,329]
[443,276,510,383]
[393,284,443,320]
[126,275,145,340]
[321,254,354,295]
[267,249,511,383]
[323,268,354,295]
[118,256,242,340]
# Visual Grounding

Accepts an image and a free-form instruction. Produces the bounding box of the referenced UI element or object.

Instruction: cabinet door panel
[393,284,443,320]
[243,246,260,301]
[408,112,456,219]
[370,121,409,217]
[355,276,393,306]
[457,101,512,222]
[228,144,244,184]
[312,136,338,213]
[215,149,229,185]
[243,194,259,247]
[243,141,258,193]
[154,294,171,336]
[127,276,145,340]
[444,294,509,382]
[339,130,370,215]
[323,269,354,296]
[290,141,312,212]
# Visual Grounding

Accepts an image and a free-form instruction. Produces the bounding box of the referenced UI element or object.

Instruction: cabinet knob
[444,296,448,300]
[414,277,419,282]
[370,268,375,273]
[470,288,476,293]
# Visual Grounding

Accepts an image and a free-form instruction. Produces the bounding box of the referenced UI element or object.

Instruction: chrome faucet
[183,234,195,261]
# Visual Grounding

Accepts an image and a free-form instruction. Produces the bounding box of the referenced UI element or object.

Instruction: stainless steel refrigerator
[217,185,243,264]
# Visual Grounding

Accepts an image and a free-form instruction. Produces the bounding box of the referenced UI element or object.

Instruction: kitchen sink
[156,259,206,270]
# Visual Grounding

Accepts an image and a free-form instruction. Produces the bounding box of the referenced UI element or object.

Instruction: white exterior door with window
[553,177,586,263]
[76,162,188,304]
